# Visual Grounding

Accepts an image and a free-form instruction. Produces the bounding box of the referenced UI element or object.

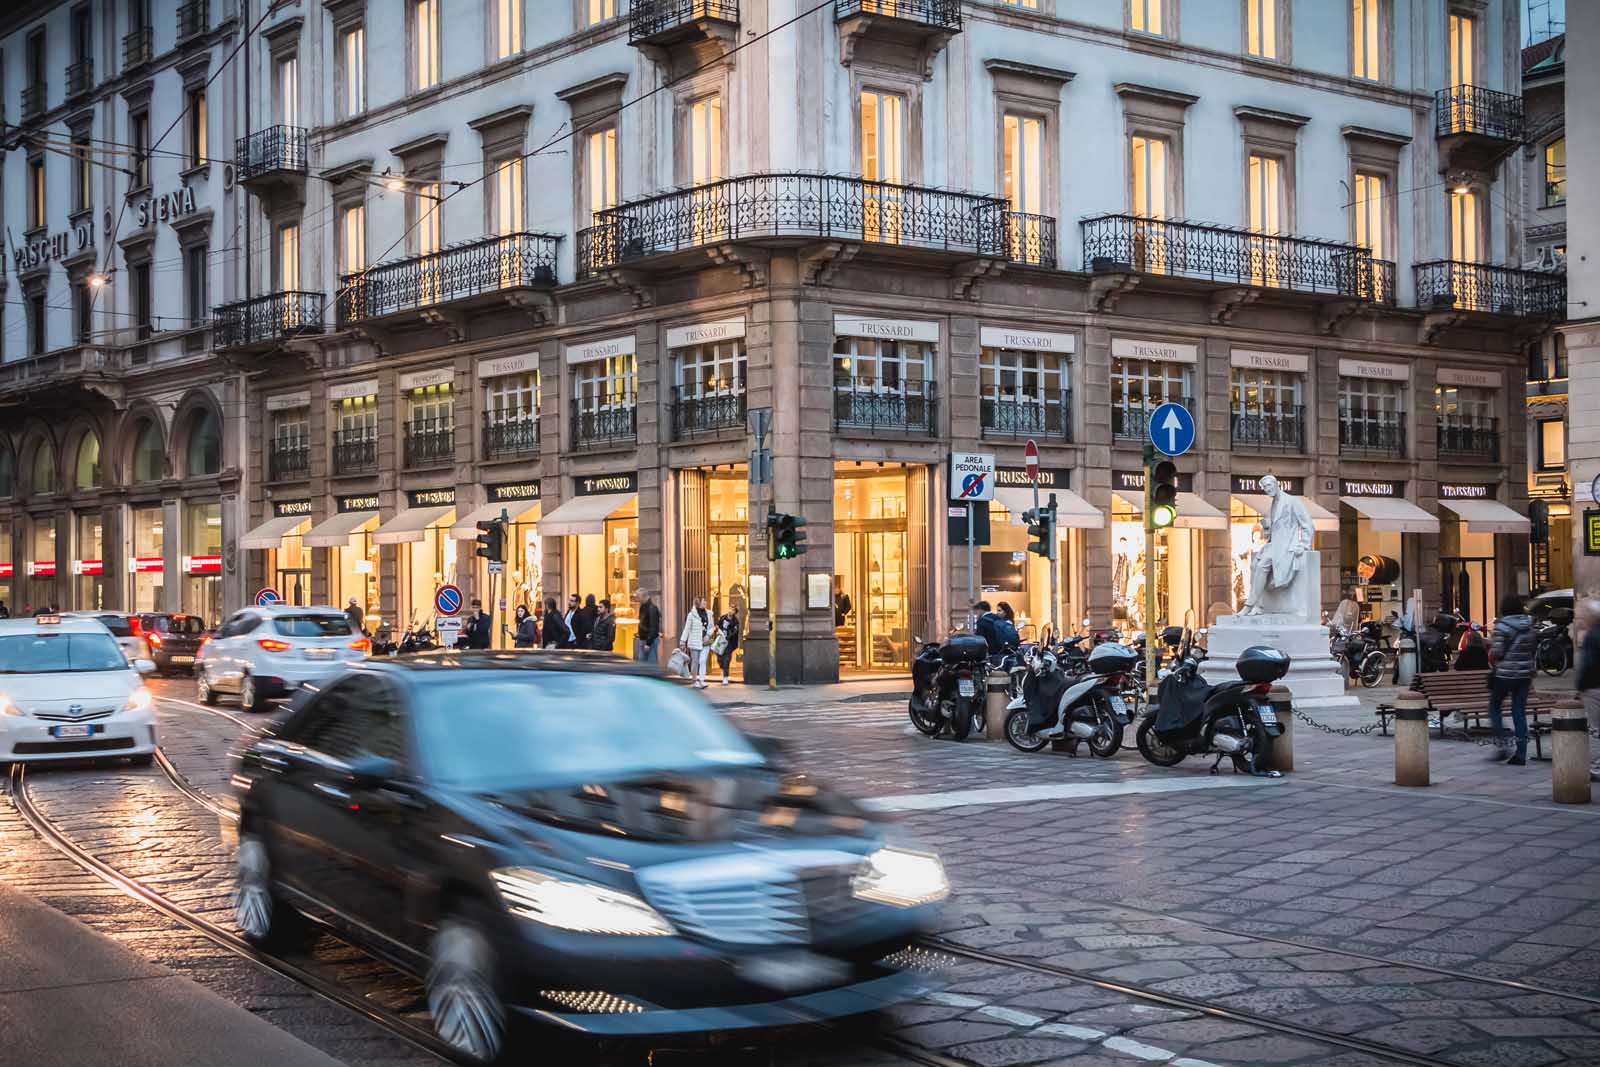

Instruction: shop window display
[131,505,165,612]
[184,500,222,625]
[1229,499,1266,614]
[1111,496,1202,631]
[401,525,456,633]
[74,512,103,610]
[28,519,56,609]
[833,468,911,671]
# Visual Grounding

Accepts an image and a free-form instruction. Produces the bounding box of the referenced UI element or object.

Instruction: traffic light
[1150,460,1178,529]
[773,513,808,560]
[1024,507,1051,557]
[474,518,505,563]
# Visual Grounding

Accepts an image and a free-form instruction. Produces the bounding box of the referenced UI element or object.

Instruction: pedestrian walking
[513,604,538,648]
[572,594,598,649]
[1577,599,1600,782]
[563,594,579,647]
[591,599,617,653]
[1487,592,1537,766]
[344,597,365,633]
[713,608,741,685]
[541,597,572,649]
[635,590,661,663]
[679,595,713,689]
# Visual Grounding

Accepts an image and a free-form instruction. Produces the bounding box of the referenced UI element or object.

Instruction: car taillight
[146,632,163,647]
[348,638,370,652]
[199,636,211,651]
[257,638,292,652]
[128,616,143,636]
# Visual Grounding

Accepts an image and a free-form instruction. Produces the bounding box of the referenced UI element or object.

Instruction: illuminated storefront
[129,503,165,613]
[304,494,380,622]
[72,511,104,610]
[452,481,543,646]
[832,464,929,671]
[182,500,223,625]
[1437,482,1529,624]
[541,472,640,649]
[377,487,458,631]
[672,467,749,674]
[239,499,314,606]
[1338,479,1437,623]
[987,466,1102,640]
[1110,469,1226,631]
[27,518,57,609]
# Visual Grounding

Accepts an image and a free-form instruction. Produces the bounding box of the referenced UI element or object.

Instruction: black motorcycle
[397,619,439,656]
[1535,609,1574,676]
[1137,644,1288,775]
[1003,641,1140,756]
[910,634,990,740]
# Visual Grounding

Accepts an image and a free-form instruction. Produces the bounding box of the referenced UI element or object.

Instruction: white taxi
[0,614,158,765]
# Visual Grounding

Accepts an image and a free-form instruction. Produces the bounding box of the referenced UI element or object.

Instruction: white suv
[0,614,158,764]
[197,606,368,712]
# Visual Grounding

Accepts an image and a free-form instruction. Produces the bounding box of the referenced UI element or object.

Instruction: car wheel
[240,674,265,714]
[129,753,155,767]
[198,671,218,706]
[427,912,508,1065]
[235,832,303,950]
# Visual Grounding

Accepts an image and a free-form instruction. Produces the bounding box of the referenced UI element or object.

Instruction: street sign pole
[768,504,778,690]
[967,501,977,631]
[1047,492,1060,643]
[1143,444,1158,708]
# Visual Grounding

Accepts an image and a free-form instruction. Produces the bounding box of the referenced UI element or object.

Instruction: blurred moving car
[0,613,157,764]
[137,613,209,676]
[68,612,147,664]
[233,653,946,1063]
[198,605,368,713]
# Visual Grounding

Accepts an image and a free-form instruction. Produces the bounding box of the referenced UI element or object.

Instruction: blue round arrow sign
[1148,402,1196,457]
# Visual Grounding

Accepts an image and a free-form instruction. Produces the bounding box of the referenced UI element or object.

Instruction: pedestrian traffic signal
[1150,460,1178,529]
[474,518,505,564]
[771,513,808,560]
[1024,507,1052,558]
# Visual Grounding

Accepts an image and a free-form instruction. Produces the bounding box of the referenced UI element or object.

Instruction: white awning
[304,510,379,548]
[1235,495,1340,533]
[373,506,456,545]
[538,494,637,538]
[991,486,1104,530]
[1439,499,1531,534]
[239,515,310,551]
[1114,491,1229,530]
[449,501,542,539]
[1340,496,1440,533]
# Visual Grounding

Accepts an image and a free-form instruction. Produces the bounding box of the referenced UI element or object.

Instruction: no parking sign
[254,588,282,607]
[434,584,463,617]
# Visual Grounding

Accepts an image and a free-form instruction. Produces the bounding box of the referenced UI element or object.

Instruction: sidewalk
[0,882,342,1067]
[702,673,910,708]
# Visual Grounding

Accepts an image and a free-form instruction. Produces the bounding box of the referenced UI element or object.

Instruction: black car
[138,612,208,675]
[232,652,946,1064]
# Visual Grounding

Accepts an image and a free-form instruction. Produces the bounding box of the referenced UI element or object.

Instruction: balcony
[1435,85,1524,172]
[122,26,153,70]
[671,387,746,440]
[571,402,638,451]
[268,441,310,482]
[1437,416,1500,462]
[65,58,94,99]
[1081,215,1378,302]
[404,420,455,468]
[177,0,209,40]
[482,413,540,460]
[1113,397,1193,443]
[981,393,1071,442]
[1005,212,1056,269]
[213,292,325,352]
[1414,261,1566,320]
[577,173,1013,280]
[332,429,379,475]
[21,82,46,120]
[834,382,936,436]
[1339,414,1407,459]
[235,126,308,192]
[1231,405,1305,452]
[630,0,738,47]
[338,232,561,325]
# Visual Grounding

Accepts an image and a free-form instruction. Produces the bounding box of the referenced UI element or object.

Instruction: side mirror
[345,752,400,790]
[133,659,156,675]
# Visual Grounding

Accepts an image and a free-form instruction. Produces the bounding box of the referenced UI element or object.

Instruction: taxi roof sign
[35,614,61,625]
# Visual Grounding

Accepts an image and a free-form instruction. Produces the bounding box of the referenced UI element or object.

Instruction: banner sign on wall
[573,472,638,496]
[1340,479,1405,496]
[272,499,314,518]
[406,487,456,508]
[488,481,541,503]
[337,494,381,513]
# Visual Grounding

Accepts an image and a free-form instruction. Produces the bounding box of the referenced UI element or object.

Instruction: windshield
[0,632,128,674]
[413,673,763,792]
[273,614,353,637]
[94,615,134,637]
[144,615,206,635]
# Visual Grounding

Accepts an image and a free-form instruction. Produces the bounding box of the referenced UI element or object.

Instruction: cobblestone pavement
[3,675,1599,1066]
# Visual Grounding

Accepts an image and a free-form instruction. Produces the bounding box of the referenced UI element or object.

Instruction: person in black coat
[541,597,571,649]
[465,600,493,650]
[572,594,598,649]
[590,600,617,653]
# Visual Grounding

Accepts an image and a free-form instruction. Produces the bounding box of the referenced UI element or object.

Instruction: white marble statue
[1240,474,1315,618]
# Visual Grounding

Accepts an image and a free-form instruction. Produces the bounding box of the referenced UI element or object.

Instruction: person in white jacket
[680,596,714,688]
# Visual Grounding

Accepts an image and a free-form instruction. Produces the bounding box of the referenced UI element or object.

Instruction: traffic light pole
[767,502,777,690]
[1047,493,1059,644]
[1143,446,1158,706]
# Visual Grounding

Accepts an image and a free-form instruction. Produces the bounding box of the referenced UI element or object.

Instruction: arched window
[74,432,101,490]
[30,439,56,496]
[184,408,221,477]
[0,446,13,498]
[131,420,164,483]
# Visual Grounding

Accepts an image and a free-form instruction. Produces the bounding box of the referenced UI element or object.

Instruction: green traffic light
[1151,502,1177,529]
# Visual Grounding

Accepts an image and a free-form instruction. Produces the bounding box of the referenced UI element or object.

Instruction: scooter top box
[1087,642,1140,674]
[1236,645,1291,683]
[938,635,990,664]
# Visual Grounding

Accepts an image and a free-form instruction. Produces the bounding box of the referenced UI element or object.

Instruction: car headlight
[852,848,949,908]
[490,868,674,936]
[123,687,153,714]
[0,694,22,717]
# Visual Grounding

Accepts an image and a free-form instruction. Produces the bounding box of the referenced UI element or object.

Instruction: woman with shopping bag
[679,596,713,689]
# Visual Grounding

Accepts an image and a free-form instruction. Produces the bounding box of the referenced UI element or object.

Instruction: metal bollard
[1393,695,1430,787]
[1551,701,1592,805]
[1266,685,1293,773]
[983,675,1011,741]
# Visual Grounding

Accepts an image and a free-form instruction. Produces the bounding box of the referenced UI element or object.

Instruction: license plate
[1258,706,1278,725]
[171,655,194,664]
[1109,696,1128,719]
[50,724,93,739]
[738,951,851,992]
[304,648,335,660]
[957,679,977,697]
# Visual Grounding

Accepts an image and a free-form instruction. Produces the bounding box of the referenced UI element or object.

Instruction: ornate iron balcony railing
[122,27,153,70]
[834,0,962,30]
[833,381,936,435]
[1437,416,1500,461]
[981,393,1070,442]
[577,173,1011,279]
[1113,397,1194,442]
[571,401,638,450]
[177,0,209,39]
[235,126,307,182]
[404,419,455,468]
[212,291,325,349]
[1357,258,1396,306]
[1435,85,1524,142]
[332,428,379,474]
[1082,214,1376,299]
[1414,261,1566,319]
[671,387,746,440]
[65,58,94,98]
[482,412,540,460]
[1338,412,1407,458]
[339,231,560,323]
[21,83,46,119]
[1005,212,1056,268]
[1231,405,1306,451]
[268,441,310,482]
[630,0,738,42]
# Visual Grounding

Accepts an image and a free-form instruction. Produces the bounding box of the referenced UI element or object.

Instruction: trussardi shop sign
[574,472,638,496]
[1440,483,1496,500]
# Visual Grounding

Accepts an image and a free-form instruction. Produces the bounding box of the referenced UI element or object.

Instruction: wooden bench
[1376,669,1556,758]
